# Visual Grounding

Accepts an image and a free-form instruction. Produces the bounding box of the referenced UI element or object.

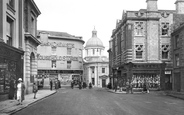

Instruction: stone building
[37,30,84,86]
[83,28,109,88]
[23,0,41,94]
[109,0,184,91]
[0,0,41,100]
[171,1,184,92]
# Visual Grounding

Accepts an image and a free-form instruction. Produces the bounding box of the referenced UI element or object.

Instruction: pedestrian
[33,82,38,99]
[89,82,92,89]
[71,80,74,89]
[126,80,130,94]
[142,80,147,93]
[55,79,58,90]
[129,80,134,94]
[9,78,16,99]
[50,80,53,91]
[146,80,150,93]
[16,78,25,105]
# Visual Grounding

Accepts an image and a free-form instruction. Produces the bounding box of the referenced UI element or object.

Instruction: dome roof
[85,28,104,48]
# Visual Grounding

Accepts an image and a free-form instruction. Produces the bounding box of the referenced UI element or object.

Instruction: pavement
[0,87,183,115]
[108,88,184,100]
[0,89,56,115]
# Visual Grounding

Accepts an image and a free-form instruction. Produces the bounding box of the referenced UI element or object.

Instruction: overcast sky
[34,0,176,56]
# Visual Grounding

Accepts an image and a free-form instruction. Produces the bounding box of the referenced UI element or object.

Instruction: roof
[85,28,104,48]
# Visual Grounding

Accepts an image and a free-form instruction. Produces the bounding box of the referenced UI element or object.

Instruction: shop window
[51,60,56,68]
[67,48,72,55]
[135,45,143,59]
[67,61,71,69]
[102,68,105,73]
[6,17,14,46]
[134,22,144,36]
[161,22,169,36]
[93,49,95,55]
[175,54,179,67]
[162,45,169,59]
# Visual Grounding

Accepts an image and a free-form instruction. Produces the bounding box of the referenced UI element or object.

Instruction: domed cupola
[85,28,104,48]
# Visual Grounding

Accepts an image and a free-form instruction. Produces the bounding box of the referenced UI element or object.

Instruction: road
[13,87,184,115]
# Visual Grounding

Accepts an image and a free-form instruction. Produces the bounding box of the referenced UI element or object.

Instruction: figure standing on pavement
[16,78,25,105]
[9,78,16,99]
[50,79,53,91]
[126,80,130,94]
[129,80,134,94]
[33,82,38,99]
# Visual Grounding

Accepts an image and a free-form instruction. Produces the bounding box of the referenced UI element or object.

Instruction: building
[37,30,84,86]
[23,0,41,94]
[0,0,41,100]
[83,28,109,88]
[171,23,184,92]
[109,0,184,91]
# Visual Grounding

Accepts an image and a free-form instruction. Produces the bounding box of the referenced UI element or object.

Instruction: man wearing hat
[17,78,25,105]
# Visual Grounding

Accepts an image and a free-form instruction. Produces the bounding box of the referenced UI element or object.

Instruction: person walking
[33,82,38,99]
[50,80,53,91]
[16,78,25,105]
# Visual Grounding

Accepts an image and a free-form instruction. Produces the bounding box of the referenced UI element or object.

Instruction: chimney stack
[146,0,158,11]
[175,0,184,14]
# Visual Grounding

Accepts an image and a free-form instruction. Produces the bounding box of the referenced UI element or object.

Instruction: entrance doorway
[102,79,106,87]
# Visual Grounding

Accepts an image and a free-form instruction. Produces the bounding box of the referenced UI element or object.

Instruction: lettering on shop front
[40,42,74,48]
[37,54,78,61]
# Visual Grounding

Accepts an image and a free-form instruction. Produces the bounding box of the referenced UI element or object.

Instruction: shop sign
[37,54,78,61]
[40,42,74,48]
[165,71,171,74]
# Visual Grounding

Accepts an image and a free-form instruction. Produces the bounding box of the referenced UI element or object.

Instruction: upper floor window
[175,54,179,67]
[175,35,180,49]
[135,45,143,59]
[92,67,94,73]
[134,22,144,36]
[67,61,71,69]
[161,22,169,36]
[67,48,72,55]
[162,45,169,59]
[51,60,56,68]
[52,46,56,54]
[31,13,36,36]
[102,68,105,73]
[93,49,95,55]
[79,49,82,57]
[8,0,14,8]
[6,17,14,46]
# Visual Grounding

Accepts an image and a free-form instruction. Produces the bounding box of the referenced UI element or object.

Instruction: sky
[34,0,176,56]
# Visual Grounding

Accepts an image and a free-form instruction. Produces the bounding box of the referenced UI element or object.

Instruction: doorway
[102,79,106,87]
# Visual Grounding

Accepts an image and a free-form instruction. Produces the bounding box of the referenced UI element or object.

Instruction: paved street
[13,87,184,115]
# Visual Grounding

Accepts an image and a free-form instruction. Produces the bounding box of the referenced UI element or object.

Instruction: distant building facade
[37,30,84,85]
[83,28,109,88]
[0,0,41,100]
[109,0,184,91]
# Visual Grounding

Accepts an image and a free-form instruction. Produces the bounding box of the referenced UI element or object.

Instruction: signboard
[165,71,171,74]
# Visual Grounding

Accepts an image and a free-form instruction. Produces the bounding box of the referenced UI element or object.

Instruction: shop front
[119,62,166,91]
[0,42,24,101]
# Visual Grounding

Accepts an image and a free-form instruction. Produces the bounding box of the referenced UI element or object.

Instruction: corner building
[37,30,84,86]
[83,28,109,88]
[0,0,40,100]
[110,0,184,90]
